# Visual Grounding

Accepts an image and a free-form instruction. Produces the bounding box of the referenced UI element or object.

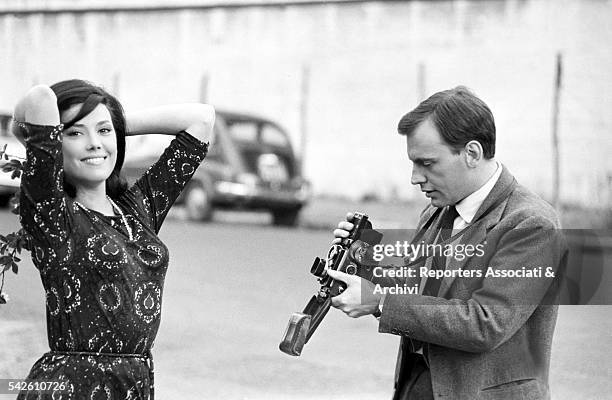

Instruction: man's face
[406,119,470,207]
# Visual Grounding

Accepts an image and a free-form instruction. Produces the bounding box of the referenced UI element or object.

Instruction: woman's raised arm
[125,103,215,144]
[12,85,60,145]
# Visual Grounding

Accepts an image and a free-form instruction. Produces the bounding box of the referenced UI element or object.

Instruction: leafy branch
[0,143,31,304]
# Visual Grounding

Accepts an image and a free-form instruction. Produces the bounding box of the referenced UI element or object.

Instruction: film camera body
[279,212,382,356]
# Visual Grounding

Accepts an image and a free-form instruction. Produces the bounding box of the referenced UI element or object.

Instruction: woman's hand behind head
[13,85,60,144]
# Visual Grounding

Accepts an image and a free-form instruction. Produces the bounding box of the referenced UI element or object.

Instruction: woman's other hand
[12,85,60,144]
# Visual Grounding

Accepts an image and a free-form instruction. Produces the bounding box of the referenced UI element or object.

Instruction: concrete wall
[0,0,611,206]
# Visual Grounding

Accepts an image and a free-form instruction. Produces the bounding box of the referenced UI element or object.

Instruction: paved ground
[0,206,611,399]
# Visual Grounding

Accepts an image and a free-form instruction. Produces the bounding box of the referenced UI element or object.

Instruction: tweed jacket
[379,165,567,400]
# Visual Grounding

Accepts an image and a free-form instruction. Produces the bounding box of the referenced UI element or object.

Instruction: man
[328,86,567,399]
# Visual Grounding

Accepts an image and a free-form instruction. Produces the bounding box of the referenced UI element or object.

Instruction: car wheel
[184,182,213,222]
[0,194,12,208]
[272,207,301,227]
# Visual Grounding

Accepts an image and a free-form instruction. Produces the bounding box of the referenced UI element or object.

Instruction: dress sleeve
[16,122,71,247]
[132,130,208,233]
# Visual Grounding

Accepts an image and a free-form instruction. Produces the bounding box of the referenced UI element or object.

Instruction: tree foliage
[0,144,31,304]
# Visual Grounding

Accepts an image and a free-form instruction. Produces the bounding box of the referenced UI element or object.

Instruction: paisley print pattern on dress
[16,123,208,399]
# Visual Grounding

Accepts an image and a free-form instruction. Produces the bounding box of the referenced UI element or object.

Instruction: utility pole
[417,61,426,102]
[299,63,310,173]
[200,72,209,103]
[111,71,121,97]
[551,52,562,211]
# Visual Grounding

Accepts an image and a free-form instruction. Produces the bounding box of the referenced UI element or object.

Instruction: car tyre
[184,181,213,222]
[272,207,301,227]
[0,194,12,208]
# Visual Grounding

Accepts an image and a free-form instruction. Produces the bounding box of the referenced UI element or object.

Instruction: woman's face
[61,103,118,192]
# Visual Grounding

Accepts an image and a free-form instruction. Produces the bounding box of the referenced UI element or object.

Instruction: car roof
[216,109,285,129]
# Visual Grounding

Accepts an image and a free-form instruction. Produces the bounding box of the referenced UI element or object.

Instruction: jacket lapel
[437,165,517,298]
[471,164,516,224]
[437,223,487,297]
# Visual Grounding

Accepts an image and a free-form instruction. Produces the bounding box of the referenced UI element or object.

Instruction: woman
[12,79,214,399]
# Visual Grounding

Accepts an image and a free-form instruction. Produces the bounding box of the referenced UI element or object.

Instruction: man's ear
[464,140,483,167]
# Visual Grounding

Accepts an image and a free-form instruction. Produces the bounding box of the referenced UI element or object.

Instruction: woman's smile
[81,155,109,166]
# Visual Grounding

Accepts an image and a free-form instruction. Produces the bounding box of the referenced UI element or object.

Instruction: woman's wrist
[12,121,63,144]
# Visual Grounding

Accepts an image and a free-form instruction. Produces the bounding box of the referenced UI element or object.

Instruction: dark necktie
[422,205,459,296]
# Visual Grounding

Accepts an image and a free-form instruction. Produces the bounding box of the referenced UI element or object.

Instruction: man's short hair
[397,86,496,158]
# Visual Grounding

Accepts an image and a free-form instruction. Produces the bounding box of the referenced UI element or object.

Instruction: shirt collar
[455,162,502,225]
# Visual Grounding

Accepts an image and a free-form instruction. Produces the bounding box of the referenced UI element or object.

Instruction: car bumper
[213,180,310,209]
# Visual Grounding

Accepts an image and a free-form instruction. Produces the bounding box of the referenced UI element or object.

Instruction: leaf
[0,255,12,265]
[0,293,6,304]
[11,260,18,274]
[10,194,20,214]
[22,234,32,252]
[5,233,17,245]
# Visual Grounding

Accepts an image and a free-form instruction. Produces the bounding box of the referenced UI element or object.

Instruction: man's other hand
[332,212,355,244]
[327,269,382,318]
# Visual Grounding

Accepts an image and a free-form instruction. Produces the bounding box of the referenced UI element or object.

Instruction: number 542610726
[0,379,69,394]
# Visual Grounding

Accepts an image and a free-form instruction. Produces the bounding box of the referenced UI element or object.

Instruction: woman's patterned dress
[15,122,207,399]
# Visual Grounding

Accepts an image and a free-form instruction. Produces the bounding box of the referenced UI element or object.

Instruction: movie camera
[279,212,382,356]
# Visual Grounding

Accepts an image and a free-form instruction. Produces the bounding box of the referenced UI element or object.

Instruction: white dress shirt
[453,161,502,231]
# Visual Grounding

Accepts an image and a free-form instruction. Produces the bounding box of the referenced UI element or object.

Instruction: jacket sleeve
[378,215,567,353]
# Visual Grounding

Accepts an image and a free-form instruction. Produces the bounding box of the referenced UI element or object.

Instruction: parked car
[123,109,311,226]
[0,112,23,207]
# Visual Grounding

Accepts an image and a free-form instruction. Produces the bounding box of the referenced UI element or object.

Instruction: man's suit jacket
[378,166,567,400]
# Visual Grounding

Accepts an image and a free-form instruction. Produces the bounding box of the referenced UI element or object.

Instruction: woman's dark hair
[50,79,128,199]
[397,86,496,159]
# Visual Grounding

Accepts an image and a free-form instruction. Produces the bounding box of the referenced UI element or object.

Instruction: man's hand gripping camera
[279,212,382,356]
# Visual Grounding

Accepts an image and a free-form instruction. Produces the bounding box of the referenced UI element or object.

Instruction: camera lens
[310,257,327,277]
[345,264,357,275]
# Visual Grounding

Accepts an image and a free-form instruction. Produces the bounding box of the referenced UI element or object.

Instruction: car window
[227,121,258,143]
[261,124,289,147]
[226,119,289,148]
